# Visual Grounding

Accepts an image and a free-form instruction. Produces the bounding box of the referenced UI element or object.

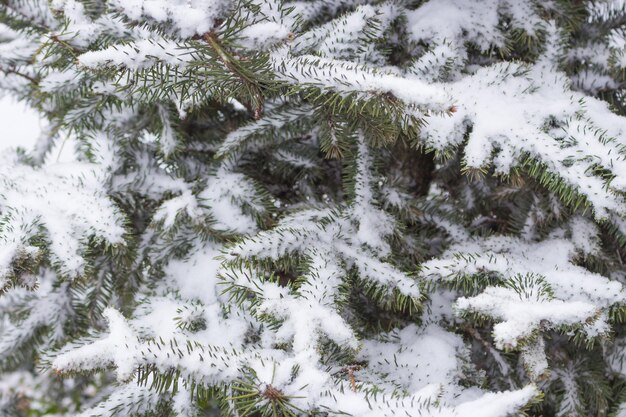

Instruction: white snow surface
[0,95,41,151]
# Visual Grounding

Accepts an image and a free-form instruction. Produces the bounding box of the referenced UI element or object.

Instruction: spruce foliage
[1,0,626,416]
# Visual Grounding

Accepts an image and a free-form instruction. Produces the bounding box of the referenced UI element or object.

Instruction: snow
[4,0,626,416]
[153,189,201,229]
[239,22,292,50]
[198,166,265,234]
[291,4,396,64]
[423,232,626,309]
[360,324,468,399]
[217,104,312,156]
[78,39,192,69]
[0,95,42,151]
[226,152,421,298]
[74,382,160,417]
[520,338,549,380]
[456,286,598,348]
[271,47,453,113]
[406,0,503,50]
[0,152,125,271]
[419,61,626,223]
[421,221,625,374]
[406,0,541,58]
[352,133,395,254]
[107,0,228,38]
[53,308,141,381]
[451,385,539,417]
[0,273,72,360]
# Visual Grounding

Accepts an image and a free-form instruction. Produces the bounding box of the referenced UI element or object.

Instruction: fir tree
[1,0,626,416]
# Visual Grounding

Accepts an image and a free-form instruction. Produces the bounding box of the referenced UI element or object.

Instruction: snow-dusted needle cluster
[1,0,626,416]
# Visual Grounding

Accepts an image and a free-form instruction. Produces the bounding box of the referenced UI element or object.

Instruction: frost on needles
[1,0,626,416]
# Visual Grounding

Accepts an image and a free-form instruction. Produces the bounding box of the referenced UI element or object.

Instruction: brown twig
[342,365,363,392]
[201,32,265,119]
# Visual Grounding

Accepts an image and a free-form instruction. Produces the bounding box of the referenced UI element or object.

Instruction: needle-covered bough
[1,0,626,416]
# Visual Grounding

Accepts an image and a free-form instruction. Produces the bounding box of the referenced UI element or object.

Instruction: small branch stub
[261,384,284,401]
[342,365,363,392]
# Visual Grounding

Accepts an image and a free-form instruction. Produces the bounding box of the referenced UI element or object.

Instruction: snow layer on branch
[446,386,538,417]
[236,0,296,50]
[74,382,160,417]
[217,104,313,156]
[352,134,395,253]
[607,336,626,377]
[160,242,249,346]
[290,3,399,64]
[456,286,598,349]
[107,0,230,38]
[223,138,417,352]
[0,271,71,361]
[0,150,124,278]
[227,201,418,297]
[360,324,469,401]
[271,47,453,113]
[423,231,626,308]
[255,252,357,351]
[3,0,58,29]
[422,225,626,348]
[197,165,265,234]
[406,0,540,50]
[52,308,140,380]
[78,38,192,69]
[152,188,202,229]
[50,0,148,48]
[287,0,363,23]
[39,68,82,94]
[53,304,278,389]
[0,25,38,67]
[291,5,379,55]
[136,164,264,234]
[321,383,539,417]
[50,0,104,47]
[420,61,626,221]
